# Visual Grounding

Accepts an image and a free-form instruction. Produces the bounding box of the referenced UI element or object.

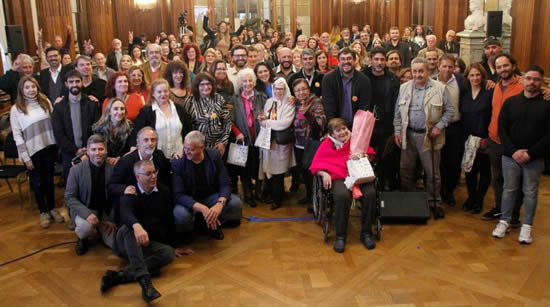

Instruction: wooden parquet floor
[1,173,549,306]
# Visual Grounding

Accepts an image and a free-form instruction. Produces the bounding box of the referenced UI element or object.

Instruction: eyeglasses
[199,82,212,87]
[138,170,159,177]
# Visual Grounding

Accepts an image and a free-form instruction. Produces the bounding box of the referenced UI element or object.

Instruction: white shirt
[49,65,62,83]
[137,182,159,195]
[437,74,460,122]
[152,100,183,159]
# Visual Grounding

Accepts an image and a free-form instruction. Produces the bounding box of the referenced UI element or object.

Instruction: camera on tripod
[178,10,189,26]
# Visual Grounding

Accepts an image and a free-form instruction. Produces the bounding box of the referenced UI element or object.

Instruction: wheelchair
[312,174,382,243]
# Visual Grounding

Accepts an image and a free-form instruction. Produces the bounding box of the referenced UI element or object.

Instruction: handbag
[346,156,376,186]
[227,141,249,167]
[254,126,271,150]
[271,126,295,145]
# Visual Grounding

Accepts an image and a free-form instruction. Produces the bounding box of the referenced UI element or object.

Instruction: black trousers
[464,152,491,206]
[440,122,465,197]
[29,145,56,213]
[291,147,313,198]
[113,225,175,280]
[271,173,285,204]
[372,131,400,190]
[332,180,375,239]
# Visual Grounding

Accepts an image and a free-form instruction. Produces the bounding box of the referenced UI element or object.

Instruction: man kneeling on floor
[100,160,189,303]
[172,131,243,239]
[65,134,115,255]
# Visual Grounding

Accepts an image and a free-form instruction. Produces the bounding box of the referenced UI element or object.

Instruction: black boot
[333,236,346,253]
[138,275,161,303]
[360,232,376,250]
[100,270,133,293]
[75,238,89,256]
[242,179,256,208]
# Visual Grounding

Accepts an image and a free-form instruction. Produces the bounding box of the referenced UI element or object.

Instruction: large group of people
[2,14,550,303]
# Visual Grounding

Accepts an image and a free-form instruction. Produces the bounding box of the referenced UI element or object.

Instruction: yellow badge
[315,82,320,88]
[352,96,358,102]
[211,113,218,119]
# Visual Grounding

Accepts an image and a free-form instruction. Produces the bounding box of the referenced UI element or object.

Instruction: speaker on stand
[486,11,503,38]
[5,25,26,58]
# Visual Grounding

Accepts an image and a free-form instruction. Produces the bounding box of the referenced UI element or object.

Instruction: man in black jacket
[38,47,71,103]
[59,55,106,104]
[52,70,101,183]
[383,27,412,67]
[322,47,372,128]
[101,160,188,302]
[492,66,550,244]
[287,48,324,97]
[362,48,400,190]
[109,127,171,220]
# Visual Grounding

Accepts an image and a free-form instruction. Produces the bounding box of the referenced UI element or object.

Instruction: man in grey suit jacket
[65,135,116,255]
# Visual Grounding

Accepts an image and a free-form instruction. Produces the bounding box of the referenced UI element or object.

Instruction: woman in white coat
[259,78,296,210]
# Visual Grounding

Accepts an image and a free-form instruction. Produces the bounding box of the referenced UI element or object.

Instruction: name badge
[211,113,218,119]
[315,82,320,88]
[352,96,358,102]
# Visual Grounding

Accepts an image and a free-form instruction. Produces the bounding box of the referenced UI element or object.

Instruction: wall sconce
[135,0,157,10]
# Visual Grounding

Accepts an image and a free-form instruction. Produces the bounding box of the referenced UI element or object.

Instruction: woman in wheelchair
[310,118,376,253]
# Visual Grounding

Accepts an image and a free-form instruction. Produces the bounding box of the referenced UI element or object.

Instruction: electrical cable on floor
[0,240,77,267]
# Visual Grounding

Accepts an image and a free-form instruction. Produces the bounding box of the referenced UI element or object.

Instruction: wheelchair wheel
[312,176,325,224]
[323,219,330,242]
[375,218,382,241]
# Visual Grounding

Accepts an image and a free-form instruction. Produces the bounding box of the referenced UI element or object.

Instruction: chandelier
[135,0,156,10]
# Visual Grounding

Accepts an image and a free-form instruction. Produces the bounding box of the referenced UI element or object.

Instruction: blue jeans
[173,193,242,232]
[500,156,544,225]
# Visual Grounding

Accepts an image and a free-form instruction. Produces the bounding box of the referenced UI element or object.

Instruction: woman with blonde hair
[350,40,369,70]
[203,8,245,58]
[92,98,133,163]
[130,79,193,159]
[200,48,219,73]
[10,76,63,228]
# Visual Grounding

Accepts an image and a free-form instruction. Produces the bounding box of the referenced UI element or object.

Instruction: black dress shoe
[100,270,133,293]
[210,228,225,240]
[333,237,346,253]
[138,276,161,303]
[270,202,281,210]
[434,206,445,219]
[360,233,376,250]
[75,238,89,256]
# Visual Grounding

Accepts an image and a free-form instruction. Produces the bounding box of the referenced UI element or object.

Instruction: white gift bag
[227,141,249,167]
[254,126,271,150]
[346,157,376,185]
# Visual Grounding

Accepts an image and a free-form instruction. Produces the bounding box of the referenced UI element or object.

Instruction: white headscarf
[272,77,291,103]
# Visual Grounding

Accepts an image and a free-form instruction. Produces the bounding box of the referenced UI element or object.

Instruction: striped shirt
[10,99,56,162]
[184,93,231,148]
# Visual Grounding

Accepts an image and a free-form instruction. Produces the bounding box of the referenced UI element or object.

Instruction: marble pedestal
[457,31,511,66]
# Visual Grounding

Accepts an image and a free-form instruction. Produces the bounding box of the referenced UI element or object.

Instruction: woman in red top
[102,71,144,122]
[310,118,377,253]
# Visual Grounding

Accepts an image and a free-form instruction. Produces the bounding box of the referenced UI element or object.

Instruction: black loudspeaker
[378,192,431,222]
[487,11,503,38]
[5,25,25,54]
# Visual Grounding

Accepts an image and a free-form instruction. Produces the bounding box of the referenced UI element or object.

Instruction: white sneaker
[40,213,51,229]
[49,209,65,223]
[492,220,510,238]
[518,224,533,244]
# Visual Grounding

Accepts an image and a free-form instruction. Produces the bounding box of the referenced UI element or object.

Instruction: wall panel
[3,0,36,57]
[36,0,73,55]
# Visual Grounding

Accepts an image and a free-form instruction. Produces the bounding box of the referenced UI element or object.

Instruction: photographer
[178,11,194,42]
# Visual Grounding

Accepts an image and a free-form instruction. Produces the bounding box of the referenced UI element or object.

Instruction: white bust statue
[500,0,513,33]
[464,0,486,32]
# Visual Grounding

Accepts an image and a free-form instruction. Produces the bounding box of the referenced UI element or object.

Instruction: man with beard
[483,53,525,222]
[38,47,71,103]
[227,45,248,92]
[59,55,106,104]
[322,47,372,127]
[393,57,454,219]
[288,48,324,97]
[435,55,464,206]
[319,32,331,50]
[52,69,101,183]
[386,50,402,76]
[109,127,172,207]
[383,27,412,67]
[275,47,297,81]
[492,65,550,244]
[362,47,400,191]
[479,38,502,82]
[140,44,166,86]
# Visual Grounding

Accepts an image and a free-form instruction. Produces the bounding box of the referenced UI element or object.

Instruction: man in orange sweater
[483,54,524,222]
